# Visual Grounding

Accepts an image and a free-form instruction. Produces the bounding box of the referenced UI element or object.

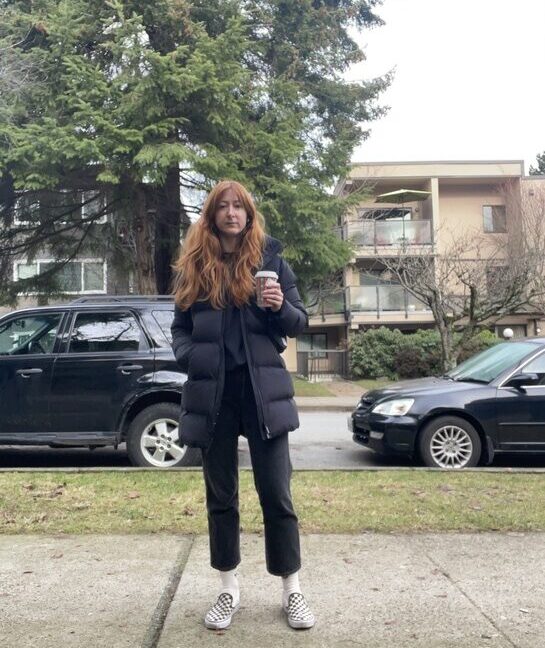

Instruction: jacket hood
[263,235,283,263]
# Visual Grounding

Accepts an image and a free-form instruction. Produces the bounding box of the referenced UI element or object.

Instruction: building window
[81,191,107,223]
[14,190,107,226]
[495,324,527,339]
[13,259,107,294]
[483,205,507,233]
[297,333,327,357]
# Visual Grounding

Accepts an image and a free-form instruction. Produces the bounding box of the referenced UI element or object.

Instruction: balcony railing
[296,350,349,380]
[347,285,429,314]
[344,219,432,247]
[306,285,429,318]
[306,289,346,317]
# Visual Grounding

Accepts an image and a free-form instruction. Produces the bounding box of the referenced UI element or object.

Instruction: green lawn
[1,470,544,534]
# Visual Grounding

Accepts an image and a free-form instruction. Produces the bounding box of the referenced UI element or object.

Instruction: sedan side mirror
[507,373,540,392]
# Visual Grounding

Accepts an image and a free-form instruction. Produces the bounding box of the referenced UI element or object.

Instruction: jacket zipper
[240,306,269,440]
[210,309,226,443]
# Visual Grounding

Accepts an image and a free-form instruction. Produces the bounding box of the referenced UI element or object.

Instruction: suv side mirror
[507,373,540,392]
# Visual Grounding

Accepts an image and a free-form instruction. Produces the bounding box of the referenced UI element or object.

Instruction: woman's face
[214,188,248,242]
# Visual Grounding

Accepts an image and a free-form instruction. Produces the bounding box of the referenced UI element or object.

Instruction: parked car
[0,296,199,468]
[349,338,545,468]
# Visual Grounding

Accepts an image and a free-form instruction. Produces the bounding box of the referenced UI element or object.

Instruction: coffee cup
[255,271,278,308]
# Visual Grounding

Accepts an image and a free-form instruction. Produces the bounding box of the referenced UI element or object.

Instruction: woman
[171,180,315,631]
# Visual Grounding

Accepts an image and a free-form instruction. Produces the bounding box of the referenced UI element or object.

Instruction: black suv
[0,296,199,468]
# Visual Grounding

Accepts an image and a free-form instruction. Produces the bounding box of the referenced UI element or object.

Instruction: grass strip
[292,377,334,396]
[0,471,544,535]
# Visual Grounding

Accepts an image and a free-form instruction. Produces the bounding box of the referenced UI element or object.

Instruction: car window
[521,352,545,376]
[138,309,173,348]
[0,313,63,355]
[448,342,538,383]
[152,309,173,344]
[68,312,147,353]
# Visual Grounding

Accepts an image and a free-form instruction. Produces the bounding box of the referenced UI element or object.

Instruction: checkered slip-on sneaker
[204,592,240,630]
[283,592,315,629]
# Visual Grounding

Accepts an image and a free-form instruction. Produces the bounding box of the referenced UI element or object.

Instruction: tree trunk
[153,167,184,294]
[132,185,156,294]
[437,321,456,372]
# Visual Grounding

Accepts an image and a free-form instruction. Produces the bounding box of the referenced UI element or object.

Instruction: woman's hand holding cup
[255,271,283,311]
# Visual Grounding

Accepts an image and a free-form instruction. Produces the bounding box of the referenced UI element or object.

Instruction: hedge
[349,327,499,380]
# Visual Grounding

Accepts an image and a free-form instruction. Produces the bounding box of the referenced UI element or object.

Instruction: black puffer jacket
[171,236,308,449]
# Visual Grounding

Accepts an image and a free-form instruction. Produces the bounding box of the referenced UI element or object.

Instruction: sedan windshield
[447,342,538,384]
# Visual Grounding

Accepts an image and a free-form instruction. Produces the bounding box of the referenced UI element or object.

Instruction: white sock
[282,571,302,606]
[218,568,239,605]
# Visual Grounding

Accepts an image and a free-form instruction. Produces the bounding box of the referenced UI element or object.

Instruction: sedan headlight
[371,398,414,416]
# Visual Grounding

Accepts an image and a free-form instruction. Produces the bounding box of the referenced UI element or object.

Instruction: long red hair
[172,180,266,309]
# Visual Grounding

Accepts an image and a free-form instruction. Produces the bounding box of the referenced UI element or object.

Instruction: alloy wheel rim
[430,425,473,468]
[140,418,186,467]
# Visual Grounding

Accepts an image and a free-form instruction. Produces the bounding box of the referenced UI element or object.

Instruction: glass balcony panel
[404,220,432,244]
[361,220,375,245]
[306,290,345,316]
[378,285,405,311]
[375,220,405,245]
[349,286,377,311]
[407,291,427,312]
[321,291,345,314]
[346,221,365,246]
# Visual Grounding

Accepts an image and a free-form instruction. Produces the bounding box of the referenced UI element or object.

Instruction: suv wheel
[126,403,201,468]
[419,416,481,469]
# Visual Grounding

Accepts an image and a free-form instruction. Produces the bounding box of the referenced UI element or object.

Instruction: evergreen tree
[529,152,545,176]
[0,0,389,303]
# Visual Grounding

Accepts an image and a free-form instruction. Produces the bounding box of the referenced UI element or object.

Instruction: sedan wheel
[419,416,481,469]
[126,403,201,468]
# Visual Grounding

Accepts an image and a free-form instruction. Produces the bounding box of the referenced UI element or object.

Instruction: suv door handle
[16,368,43,378]
[117,364,143,375]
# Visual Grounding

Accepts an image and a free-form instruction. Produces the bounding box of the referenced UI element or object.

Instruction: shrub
[350,326,405,380]
[456,329,499,363]
[349,327,405,379]
[403,329,443,376]
[349,327,499,380]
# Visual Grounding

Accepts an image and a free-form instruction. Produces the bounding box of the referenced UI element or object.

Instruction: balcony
[306,285,433,328]
[344,219,432,249]
[347,285,430,315]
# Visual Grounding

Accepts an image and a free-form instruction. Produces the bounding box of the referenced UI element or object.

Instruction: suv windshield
[447,342,538,384]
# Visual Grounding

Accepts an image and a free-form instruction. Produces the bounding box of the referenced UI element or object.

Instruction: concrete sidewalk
[2,533,544,648]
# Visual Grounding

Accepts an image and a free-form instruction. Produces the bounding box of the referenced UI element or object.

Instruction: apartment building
[285,160,545,375]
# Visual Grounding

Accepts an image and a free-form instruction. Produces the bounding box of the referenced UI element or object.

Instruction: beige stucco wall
[435,183,507,255]
[284,337,297,372]
[348,161,524,183]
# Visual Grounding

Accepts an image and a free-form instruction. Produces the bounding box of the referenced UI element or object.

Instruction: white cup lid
[255,271,278,279]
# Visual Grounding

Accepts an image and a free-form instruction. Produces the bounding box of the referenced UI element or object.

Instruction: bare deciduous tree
[372,183,545,370]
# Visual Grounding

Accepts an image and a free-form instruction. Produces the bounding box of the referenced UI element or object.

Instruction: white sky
[348,0,545,174]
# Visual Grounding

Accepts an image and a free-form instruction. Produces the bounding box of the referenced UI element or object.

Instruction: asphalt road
[1,411,545,469]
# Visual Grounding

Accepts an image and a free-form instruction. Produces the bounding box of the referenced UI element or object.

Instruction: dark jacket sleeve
[171,304,193,372]
[270,258,308,337]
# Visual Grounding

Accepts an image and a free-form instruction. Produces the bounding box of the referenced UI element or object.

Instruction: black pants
[201,365,301,577]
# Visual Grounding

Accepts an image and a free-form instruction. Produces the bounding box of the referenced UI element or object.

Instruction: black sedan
[349,339,545,469]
